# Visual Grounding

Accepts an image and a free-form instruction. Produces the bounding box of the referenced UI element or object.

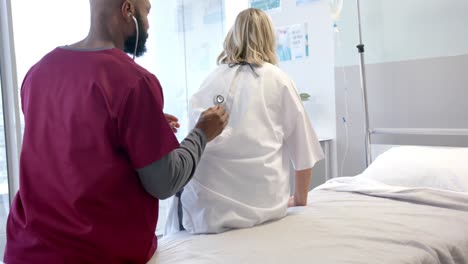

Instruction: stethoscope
[213,94,225,106]
[129,13,139,60]
[213,62,258,106]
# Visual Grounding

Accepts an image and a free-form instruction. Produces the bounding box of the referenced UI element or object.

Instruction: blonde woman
[167,8,324,234]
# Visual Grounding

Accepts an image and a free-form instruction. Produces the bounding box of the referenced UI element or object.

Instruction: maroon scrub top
[5,47,179,264]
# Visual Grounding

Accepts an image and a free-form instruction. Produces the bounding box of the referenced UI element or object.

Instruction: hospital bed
[149,144,468,264]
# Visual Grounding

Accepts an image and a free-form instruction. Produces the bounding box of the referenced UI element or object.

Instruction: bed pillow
[360,146,468,192]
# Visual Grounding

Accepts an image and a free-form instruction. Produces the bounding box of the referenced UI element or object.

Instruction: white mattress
[150,184,468,264]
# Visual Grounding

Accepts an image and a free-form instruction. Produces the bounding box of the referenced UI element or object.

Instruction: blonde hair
[217,8,278,66]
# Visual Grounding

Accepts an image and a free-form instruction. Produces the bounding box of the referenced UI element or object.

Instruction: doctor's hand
[165,113,180,133]
[195,106,229,142]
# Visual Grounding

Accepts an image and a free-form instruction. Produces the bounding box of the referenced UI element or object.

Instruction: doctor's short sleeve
[118,75,180,169]
[281,80,324,170]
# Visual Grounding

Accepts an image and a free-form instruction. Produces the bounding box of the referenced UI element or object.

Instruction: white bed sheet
[150,180,468,264]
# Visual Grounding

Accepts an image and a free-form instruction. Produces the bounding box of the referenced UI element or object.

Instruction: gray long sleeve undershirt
[137,128,207,200]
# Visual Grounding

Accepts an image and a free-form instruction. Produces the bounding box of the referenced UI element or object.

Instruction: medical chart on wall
[249,0,281,13]
[296,0,318,6]
[276,23,309,62]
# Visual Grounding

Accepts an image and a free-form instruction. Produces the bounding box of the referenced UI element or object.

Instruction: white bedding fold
[316,176,468,212]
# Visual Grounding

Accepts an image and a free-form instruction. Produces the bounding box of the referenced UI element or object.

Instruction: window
[140,0,253,235]
[0,77,10,258]
[0,0,20,258]
[141,0,243,235]
[11,0,90,133]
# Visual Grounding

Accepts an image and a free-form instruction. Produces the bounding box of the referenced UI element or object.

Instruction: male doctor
[4,0,228,263]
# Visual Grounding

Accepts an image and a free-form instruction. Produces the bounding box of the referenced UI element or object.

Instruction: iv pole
[355,0,372,167]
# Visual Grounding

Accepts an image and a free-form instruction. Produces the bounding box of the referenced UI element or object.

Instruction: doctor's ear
[121,1,136,21]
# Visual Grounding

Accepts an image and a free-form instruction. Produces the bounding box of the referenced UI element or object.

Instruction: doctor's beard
[124,12,149,58]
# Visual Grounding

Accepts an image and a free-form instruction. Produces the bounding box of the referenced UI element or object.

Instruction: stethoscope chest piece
[213,95,225,106]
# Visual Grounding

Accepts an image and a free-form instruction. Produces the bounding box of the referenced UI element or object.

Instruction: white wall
[12,0,90,89]
[266,0,337,178]
[224,1,248,30]
[267,0,336,140]
[334,0,468,177]
[337,0,468,67]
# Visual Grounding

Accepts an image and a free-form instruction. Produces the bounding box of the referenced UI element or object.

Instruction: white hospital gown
[167,63,324,234]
